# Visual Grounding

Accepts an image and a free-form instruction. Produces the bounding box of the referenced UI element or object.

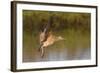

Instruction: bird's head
[57,36,64,41]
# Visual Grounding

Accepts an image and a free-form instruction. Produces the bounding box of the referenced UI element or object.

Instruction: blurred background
[23,10,91,62]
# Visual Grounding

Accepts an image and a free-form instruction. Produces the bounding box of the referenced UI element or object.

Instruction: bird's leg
[38,43,43,52]
[41,46,45,58]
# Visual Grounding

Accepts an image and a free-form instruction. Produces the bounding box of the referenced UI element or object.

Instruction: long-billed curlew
[38,16,64,57]
[38,31,64,57]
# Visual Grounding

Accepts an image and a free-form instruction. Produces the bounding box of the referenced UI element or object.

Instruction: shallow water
[23,32,91,62]
[23,47,90,62]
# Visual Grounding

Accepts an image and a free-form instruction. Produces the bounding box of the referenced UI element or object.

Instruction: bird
[38,16,64,57]
[38,30,64,58]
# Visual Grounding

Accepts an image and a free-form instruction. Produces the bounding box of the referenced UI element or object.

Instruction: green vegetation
[23,10,91,34]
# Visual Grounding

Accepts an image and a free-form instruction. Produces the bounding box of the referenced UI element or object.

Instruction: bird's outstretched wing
[41,15,53,42]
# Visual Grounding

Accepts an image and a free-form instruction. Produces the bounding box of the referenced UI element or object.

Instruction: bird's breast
[43,36,54,47]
